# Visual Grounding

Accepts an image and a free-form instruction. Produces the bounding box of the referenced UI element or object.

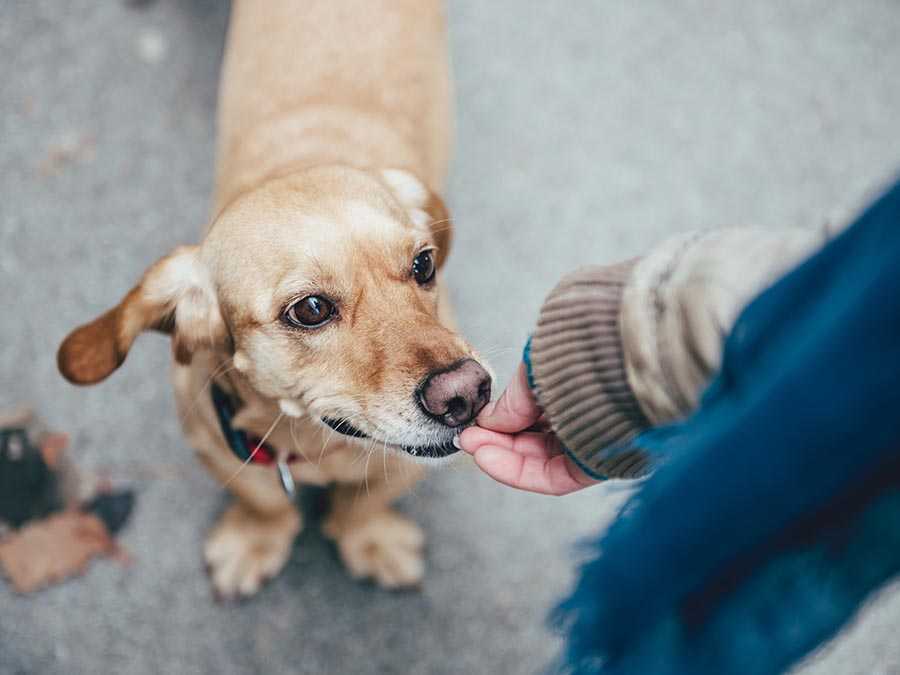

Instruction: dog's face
[58,166,490,459]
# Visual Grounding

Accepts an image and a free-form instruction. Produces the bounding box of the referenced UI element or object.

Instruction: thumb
[476,362,541,433]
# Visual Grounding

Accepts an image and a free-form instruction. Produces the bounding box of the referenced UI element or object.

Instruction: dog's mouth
[321,417,459,459]
[322,418,368,439]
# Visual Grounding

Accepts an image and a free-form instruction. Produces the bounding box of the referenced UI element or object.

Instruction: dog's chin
[321,417,460,461]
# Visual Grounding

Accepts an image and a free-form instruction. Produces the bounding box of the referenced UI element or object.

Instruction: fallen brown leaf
[0,511,116,593]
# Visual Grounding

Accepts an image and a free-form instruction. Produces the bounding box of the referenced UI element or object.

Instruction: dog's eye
[283,295,336,328]
[412,250,436,285]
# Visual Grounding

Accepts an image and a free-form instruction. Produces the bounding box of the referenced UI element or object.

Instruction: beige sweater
[528,227,825,479]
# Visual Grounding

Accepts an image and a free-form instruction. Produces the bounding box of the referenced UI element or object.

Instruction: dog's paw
[204,503,301,600]
[330,511,425,589]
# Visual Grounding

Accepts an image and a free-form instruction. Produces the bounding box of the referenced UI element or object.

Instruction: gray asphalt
[2,1,900,674]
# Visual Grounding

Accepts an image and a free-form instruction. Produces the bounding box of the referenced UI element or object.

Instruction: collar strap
[211,381,282,466]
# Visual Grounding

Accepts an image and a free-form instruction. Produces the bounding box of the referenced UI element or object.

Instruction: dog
[57,0,491,598]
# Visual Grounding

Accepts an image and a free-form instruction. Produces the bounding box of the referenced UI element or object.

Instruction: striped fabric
[528,261,650,479]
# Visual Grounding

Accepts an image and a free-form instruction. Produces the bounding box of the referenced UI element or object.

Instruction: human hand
[456,363,599,495]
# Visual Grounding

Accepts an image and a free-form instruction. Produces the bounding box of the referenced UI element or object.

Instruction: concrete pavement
[2,1,900,673]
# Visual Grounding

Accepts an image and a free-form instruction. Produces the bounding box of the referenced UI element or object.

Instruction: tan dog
[57,0,491,598]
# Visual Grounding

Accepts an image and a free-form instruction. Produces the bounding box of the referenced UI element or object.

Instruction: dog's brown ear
[58,246,226,385]
[380,169,453,268]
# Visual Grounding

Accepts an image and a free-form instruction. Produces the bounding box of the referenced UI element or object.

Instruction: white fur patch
[145,247,212,305]
[233,351,251,372]
[278,398,304,418]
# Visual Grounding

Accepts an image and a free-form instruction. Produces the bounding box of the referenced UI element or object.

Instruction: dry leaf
[0,511,115,593]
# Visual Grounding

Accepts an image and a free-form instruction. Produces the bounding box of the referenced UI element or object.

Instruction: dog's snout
[416,359,491,428]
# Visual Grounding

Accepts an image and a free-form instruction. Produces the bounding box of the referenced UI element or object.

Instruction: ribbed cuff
[529,262,650,479]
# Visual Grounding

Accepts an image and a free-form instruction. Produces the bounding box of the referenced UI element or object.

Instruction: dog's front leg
[324,456,426,590]
[198,451,302,600]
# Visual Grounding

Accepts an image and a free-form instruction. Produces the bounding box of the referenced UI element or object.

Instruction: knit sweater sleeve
[527,227,823,480]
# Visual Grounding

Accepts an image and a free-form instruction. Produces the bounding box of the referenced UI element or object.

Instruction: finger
[459,427,561,459]
[476,363,541,434]
[471,445,597,496]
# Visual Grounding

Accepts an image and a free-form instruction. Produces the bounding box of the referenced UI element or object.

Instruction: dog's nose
[417,359,492,427]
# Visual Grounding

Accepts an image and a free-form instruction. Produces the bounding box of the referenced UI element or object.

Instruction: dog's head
[58,166,490,459]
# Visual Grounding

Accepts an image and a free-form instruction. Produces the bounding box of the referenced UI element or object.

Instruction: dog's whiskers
[318,410,369,466]
[426,217,452,232]
[288,417,313,464]
[347,421,380,467]
[363,443,374,497]
[352,437,378,505]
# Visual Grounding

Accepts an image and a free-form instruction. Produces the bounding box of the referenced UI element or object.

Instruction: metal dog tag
[276,459,296,497]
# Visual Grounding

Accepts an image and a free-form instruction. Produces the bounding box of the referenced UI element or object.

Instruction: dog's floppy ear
[58,245,227,385]
[380,169,453,268]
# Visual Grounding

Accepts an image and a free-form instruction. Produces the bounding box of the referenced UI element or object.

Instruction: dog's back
[213,0,451,215]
